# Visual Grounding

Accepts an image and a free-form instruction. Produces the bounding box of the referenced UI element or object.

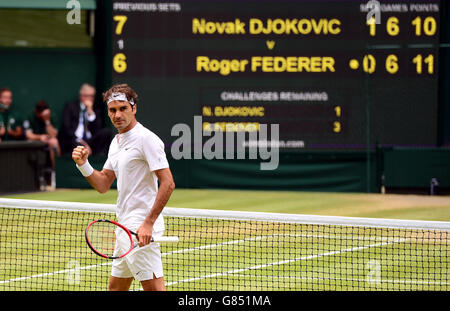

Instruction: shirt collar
[121,122,140,137]
[117,122,140,144]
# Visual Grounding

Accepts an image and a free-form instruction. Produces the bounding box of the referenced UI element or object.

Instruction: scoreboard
[109,0,441,150]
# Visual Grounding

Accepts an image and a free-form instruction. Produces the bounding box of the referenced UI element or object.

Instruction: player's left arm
[136,168,175,246]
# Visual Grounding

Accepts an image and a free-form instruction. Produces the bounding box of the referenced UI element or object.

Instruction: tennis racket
[85,219,179,259]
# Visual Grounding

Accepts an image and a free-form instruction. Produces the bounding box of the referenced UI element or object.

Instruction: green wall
[56,151,378,193]
[384,148,450,189]
[56,148,450,194]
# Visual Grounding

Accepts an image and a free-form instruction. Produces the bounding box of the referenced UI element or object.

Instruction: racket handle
[129,230,179,244]
[152,236,179,243]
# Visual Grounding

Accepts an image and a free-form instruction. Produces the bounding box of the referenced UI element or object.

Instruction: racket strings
[87,221,126,257]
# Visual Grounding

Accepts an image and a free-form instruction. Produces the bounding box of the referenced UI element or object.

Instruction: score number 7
[113,15,128,35]
[113,15,128,74]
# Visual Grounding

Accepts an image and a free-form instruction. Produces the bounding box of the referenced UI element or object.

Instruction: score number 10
[367,16,437,37]
[364,15,437,75]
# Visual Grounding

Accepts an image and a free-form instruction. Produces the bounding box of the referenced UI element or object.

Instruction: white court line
[165,240,404,286]
[231,274,450,286]
[161,233,396,257]
[0,262,111,285]
[0,236,270,285]
[0,236,406,286]
[162,235,268,256]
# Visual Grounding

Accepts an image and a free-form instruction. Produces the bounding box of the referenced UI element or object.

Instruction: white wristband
[76,160,94,177]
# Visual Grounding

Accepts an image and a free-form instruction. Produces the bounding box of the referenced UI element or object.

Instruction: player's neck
[118,119,138,134]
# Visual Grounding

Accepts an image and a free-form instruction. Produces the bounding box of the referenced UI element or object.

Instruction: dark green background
[0,0,449,193]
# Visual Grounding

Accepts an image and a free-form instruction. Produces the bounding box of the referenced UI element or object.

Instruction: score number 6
[113,53,127,74]
[113,15,128,74]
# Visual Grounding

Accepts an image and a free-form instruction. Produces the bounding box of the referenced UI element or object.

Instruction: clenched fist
[72,146,89,166]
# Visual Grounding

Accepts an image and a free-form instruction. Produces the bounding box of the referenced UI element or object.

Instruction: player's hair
[102,84,138,106]
[35,100,49,113]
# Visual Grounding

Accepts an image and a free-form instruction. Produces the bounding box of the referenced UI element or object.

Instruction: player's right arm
[72,146,116,193]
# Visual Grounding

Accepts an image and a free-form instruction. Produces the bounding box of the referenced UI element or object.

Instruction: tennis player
[72,84,175,291]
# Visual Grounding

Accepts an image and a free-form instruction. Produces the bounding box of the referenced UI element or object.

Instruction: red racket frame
[85,219,136,259]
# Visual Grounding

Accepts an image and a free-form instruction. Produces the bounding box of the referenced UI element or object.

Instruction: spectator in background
[0,117,4,143]
[59,83,111,155]
[23,100,61,171]
[0,87,24,141]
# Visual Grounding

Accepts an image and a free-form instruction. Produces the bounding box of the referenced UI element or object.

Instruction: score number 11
[358,54,434,75]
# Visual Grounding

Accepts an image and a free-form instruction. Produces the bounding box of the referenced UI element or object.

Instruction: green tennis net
[0,198,448,291]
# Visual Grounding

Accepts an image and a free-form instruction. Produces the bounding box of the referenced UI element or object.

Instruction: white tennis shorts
[111,230,164,281]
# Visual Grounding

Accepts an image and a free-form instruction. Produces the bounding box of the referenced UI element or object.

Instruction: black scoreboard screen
[110,0,440,149]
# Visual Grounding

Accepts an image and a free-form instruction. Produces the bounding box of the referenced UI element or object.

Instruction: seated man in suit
[59,83,112,155]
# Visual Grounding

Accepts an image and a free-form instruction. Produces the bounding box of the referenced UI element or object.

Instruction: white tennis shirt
[103,122,169,232]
